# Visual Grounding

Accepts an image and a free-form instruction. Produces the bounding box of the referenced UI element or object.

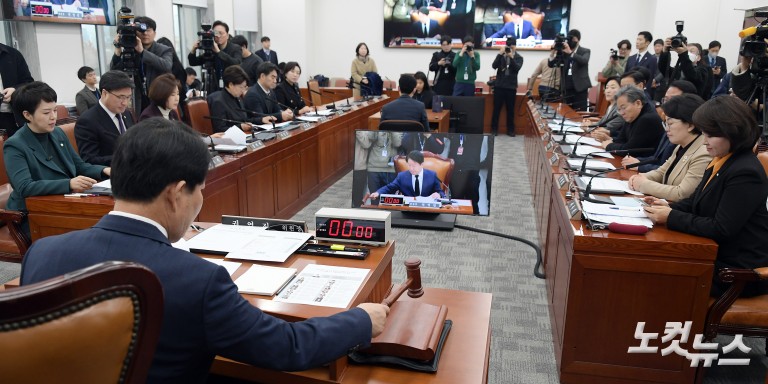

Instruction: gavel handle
[381,278,413,307]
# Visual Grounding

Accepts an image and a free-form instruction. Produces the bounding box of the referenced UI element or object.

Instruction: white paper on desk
[234,265,297,296]
[548,123,583,133]
[225,231,312,263]
[567,159,616,171]
[255,121,291,130]
[223,126,248,145]
[578,177,643,195]
[575,145,614,158]
[564,135,602,147]
[93,179,111,189]
[202,258,242,276]
[185,224,268,254]
[583,212,654,228]
[171,237,190,251]
[297,116,322,122]
[582,201,647,218]
[273,264,370,308]
[610,197,644,207]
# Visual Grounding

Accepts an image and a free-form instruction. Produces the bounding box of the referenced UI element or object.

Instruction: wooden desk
[26,97,395,242]
[211,287,492,384]
[300,88,401,105]
[367,110,450,133]
[360,200,473,215]
[522,101,718,384]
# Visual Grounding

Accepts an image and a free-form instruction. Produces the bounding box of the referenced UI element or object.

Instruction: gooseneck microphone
[580,168,616,204]
[309,88,337,111]
[623,158,657,170]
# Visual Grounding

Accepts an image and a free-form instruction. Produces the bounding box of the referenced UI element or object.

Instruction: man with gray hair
[600,86,663,156]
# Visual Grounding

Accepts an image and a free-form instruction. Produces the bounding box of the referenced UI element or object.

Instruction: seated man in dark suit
[20,118,389,383]
[75,70,135,166]
[380,74,429,131]
[601,86,664,157]
[243,62,293,124]
[370,150,445,199]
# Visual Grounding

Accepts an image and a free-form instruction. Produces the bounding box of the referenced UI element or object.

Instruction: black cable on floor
[454,223,545,279]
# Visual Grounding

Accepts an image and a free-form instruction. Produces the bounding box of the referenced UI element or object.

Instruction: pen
[190,224,204,232]
[608,206,640,211]
[64,193,98,198]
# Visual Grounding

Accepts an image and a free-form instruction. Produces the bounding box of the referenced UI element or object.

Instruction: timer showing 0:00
[33,5,53,15]
[327,219,375,239]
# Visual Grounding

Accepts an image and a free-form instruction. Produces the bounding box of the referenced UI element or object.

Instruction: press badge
[457,146,464,155]
[382,149,388,157]
[219,78,224,88]
[464,72,469,80]
[568,67,573,76]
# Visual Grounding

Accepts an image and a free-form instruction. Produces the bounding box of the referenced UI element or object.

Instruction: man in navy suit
[380,74,429,131]
[20,118,389,383]
[411,7,441,38]
[254,36,279,66]
[243,62,294,123]
[625,31,658,99]
[707,40,727,95]
[486,8,535,41]
[74,70,135,166]
[370,150,445,199]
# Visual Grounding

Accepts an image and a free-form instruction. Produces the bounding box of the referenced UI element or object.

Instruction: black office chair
[379,120,426,132]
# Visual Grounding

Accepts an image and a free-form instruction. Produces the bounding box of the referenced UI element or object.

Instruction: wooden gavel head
[404,257,424,299]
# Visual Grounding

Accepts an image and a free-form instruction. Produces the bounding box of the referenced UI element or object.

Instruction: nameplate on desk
[247,141,264,150]
[300,122,312,130]
[566,200,582,220]
[408,201,442,209]
[549,153,560,166]
[209,155,224,169]
[318,116,328,123]
[556,174,569,189]
[541,132,550,142]
[545,140,554,152]
[221,215,308,232]
[350,105,359,111]
[277,131,291,139]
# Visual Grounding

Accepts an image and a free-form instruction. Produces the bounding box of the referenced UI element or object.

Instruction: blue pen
[608,206,638,211]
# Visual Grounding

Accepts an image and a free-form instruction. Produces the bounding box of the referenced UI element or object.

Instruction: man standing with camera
[600,39,631,78]
[491,37,523,136]
[111,16,173,114]
[188,20,242,93]
[657,22,708,99]
[429,35,456,96]
[555,29,591,111]
[451,35,480,96]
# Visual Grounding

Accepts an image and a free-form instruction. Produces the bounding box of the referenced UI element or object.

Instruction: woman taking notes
[627,94,711,201]
[644,96,768,297]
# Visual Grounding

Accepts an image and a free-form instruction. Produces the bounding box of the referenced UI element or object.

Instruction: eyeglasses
[107,90,133,102]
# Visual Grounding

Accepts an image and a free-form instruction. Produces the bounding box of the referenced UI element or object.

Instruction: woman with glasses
[586,76,624,140]
[275,62,313,115]
[5,82,109,238]
[139,74,181,122]
[644,96,768,297]
[208,66,257,133]
[627,94,711,201]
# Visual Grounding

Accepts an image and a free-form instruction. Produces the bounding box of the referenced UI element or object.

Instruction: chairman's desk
[522,101,718,384]
[366,110,450,133]
[26,96,395,241]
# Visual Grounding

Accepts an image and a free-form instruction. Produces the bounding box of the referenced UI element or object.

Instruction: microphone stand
[580,168,615,204]
[309,88,337,111]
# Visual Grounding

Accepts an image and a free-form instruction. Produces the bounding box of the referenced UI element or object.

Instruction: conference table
[26,96,396,242]
[522,100,718,384]
[367,110,451,133]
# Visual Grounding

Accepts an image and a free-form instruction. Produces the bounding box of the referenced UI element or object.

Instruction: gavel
[381,258,424,307]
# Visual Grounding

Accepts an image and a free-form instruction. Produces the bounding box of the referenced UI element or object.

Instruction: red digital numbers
[382,197,401,204]
[327,219,374,239]
[33,5,52,15]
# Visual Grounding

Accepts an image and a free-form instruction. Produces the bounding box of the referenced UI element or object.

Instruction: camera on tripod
[196,24,216,59]
[671,20,687,49]
[740,12,768,74]
[115,7,146,73]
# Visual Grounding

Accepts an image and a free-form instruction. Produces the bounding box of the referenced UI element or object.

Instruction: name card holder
[556,173,570,190]
[247,141,264,150]
[300,122,312,130]
[545,140,554,152]
[221,215,307,232]
[278,131,291,139]
[549,152,560,166]
[566,199,582,220]
[209,155,224,169]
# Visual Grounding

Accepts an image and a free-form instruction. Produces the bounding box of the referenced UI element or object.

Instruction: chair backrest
[59,122,78,153]
[307,80,323,106]
[0,137,8,186]
[383,79,397,91]
[56,105,69,119]
[330,77,349,88]
[184,97,213,136]
[0,261,163,384]
[394,151,455,188]
[379,120,426,132]
[757,152,768,177]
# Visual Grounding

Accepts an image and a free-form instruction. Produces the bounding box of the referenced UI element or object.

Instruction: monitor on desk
[353,130,494,229]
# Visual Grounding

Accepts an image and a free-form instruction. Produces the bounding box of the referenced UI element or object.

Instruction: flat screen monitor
[352,130,494,217]
[2,0,116,25]
[384,0,572,51]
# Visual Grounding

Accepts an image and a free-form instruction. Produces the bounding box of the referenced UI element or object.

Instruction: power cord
[454,223,545,279]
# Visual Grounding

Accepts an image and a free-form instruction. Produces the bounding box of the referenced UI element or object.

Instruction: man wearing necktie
[485,8,534,42]
[370,150,445,200]
[624,31,658,99]
[707,40,727,95]
[412,7,441,38]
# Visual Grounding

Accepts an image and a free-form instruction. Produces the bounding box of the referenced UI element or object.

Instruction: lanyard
[418,134,425,151]
[459,134,464,147]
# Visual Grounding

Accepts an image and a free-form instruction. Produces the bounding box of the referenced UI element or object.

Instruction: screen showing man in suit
[370,150,445,199]
[353,130,495,215]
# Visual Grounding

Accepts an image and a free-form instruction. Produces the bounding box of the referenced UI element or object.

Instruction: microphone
[609,148,656,156]
[623,158,657,170]
[203,115,249,126]
[236,108,278,128]
[438,179,453,204]
[200,134,219,157]
[568,135,589,158]
[310,88,337,111]
[294,84,317,114]
[580,168,616,204]
[738,25,768,38]
[349,79,375,100]
[262,95,297,118]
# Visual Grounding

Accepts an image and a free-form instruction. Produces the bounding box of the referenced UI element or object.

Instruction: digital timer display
[32,4,54,16]
[315,218,386,243]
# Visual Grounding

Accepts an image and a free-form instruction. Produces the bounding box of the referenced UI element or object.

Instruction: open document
[273,264,370,308]
[185,224,311,263]
[581,201,654,228]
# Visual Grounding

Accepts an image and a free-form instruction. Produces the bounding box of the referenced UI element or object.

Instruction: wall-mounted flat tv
[3,0,116,25]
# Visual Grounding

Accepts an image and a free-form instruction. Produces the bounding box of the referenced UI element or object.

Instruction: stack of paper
[234,265,297,296]
[581,201,654,228]
[567,159,616,171]
[273,264,370,308]
[578,177,642,195]
[548,123,583,133]
[563,134,602,147]
[185,224,311,263]
[255,121,292,130]
[573,145,614,158]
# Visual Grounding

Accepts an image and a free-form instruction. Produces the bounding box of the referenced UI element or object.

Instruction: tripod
[200,57,216,98]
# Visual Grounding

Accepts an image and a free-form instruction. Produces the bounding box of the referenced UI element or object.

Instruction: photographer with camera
[528,50,561,102]
[600,39,630,78]
[428,35,457,96]
[657,21,709,99]
[549,29,591,111]
[451,35,480,96]
[110,15,173,114]
[491,37,523,136]
[188,20,242,93]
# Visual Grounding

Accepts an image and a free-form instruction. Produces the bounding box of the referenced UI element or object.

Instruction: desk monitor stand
[389,211,456,230]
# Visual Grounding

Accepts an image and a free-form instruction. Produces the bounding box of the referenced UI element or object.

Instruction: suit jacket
[110,41,173,111]
[637,134,711,202]
[668,150,768,274]
[274,81,307,112]
[413,89,434,109]
[658,51,709,98]
[0,43,33,91]
[708,56,727,92]
[75,103,135,166]
[625,51,658,80]
[491,52,523,89]
[605,102,663,156]
[428,49,456,96]
[401,132,445,155]
[188,40,243,92]
[3,124,105,213]
[240,54,264,85]
[597,104,625,136]
[489,20,535,39]
[75,86,99,116]
[635,133,675,173]
[243,83,284,123]
[255,49,279,66]
[207,90,258,133]
[138,102,180,122]
[411,19,441,37]
[20,215,372,383]
[380,95,429,131]
[377,169,445,197]
[561,45,592,92]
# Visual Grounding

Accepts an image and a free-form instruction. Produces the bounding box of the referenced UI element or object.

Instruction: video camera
[610,48,623,61]
[553,33,566,53]
[115,7,147,73]
[671,20,687,49]
[196,24,216,60]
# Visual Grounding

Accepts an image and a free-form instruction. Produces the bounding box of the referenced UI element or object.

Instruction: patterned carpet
[0,135,765,383]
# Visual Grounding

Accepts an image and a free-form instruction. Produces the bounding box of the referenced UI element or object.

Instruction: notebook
[234,265,297,296]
